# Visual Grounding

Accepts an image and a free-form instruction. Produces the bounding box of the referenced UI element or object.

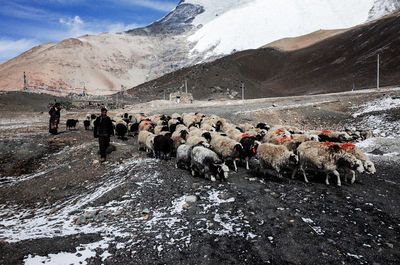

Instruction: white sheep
[293,141,364,186]
[185,136,210,148]
[210,136,243,172]
[138,131,153,151]
[257,143,298,178]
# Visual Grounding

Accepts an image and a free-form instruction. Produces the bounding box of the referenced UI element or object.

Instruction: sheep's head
[308,134,319,141]
[339,132,352,142]
[216,163,229,179]
[364,161,376,174]
[202,132,212,142]
[233,143,244,156]
[289,152,299,164]
[354,159,365,173]
[180,130,188,139]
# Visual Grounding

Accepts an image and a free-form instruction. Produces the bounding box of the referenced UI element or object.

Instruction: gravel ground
[0,88,399,265]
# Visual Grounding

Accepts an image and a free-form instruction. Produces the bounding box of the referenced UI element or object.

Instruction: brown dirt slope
[261,29,347,51]
[128,11,400,101]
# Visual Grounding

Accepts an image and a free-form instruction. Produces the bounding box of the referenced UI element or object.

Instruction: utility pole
[241,82,245,101]
[185,80,188,94]
[377,54,380,90]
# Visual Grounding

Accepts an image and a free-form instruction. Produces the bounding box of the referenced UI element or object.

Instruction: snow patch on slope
[188,0,375,56]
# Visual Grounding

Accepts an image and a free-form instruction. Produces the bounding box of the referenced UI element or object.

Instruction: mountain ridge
[0,0,399,96]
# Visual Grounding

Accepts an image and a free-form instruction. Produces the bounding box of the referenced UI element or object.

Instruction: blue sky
[0,0,180,63]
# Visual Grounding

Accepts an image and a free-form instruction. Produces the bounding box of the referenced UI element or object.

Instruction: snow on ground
[188,0,375,56]
[0,152,256,263]
[352,95,400,118]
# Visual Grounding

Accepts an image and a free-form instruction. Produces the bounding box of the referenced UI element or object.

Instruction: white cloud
[106,23,143,33]
[58,15,143,37]
[116,0,177,12]
[0,38,40,63]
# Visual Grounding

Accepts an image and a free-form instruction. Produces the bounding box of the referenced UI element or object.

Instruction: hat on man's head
[101,107,107,112]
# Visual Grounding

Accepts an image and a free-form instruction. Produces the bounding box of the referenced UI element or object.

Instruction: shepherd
[93,107,114,162]
[49,102,61,135]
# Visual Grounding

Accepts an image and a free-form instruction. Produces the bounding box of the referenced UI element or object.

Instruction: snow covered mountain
[0,0,399,95]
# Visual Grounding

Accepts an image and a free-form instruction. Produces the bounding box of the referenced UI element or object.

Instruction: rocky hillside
[128,11,400,101]
[0,0,398,96]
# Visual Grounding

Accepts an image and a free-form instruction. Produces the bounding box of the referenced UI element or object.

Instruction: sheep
[153,135,173,160]
[183,113,197,127]
[210,136,243,172]
[190,145,230,182]
[257,143,298,178]
[317,130,352,143]
[225,128,243,142]
[171,130,188,151]
[83,119,91,130]
[128,122,139,135]
[66,119,79,130]
[145,133,156,156]
[292,141,364,186]
[256,123,270,131]
[269,133,319,152]
[245,128,267,141]
[338,143,376,184]
[138,131,153,151]
[138,120,154,132]
[239,136,260,170]
[115,120,128,139]
[154,125,169,135]
[238,123,255,132]
[175,144,192,169]
[185,136,210,148]
[200,123,215,132]
[171,113,181,120]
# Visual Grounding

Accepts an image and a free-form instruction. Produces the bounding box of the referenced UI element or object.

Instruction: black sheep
[240,136,260,170]
[153,135,173,160]
[256,123,270,131]
[115,123,128,140]
[66,119,79,130]
[83,120,90,130]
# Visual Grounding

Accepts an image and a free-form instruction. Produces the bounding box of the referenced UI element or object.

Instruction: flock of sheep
[81,112,375,186]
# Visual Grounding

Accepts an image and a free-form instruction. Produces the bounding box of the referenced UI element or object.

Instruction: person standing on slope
[93,107,114,162]
[49,102,61,135]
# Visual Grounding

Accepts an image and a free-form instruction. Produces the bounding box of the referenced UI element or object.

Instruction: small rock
[185,195,198,203]
[183,204,191,210]
[385,243,394,249]
[93,160,99,164]
[76,216,87,225]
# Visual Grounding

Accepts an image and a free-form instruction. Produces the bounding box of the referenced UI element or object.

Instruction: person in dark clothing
[94,107,114,162]
[49,102,61,135]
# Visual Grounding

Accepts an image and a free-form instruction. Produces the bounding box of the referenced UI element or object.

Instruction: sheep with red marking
[317,130,352,143]
[239,135,260,170]
[210,135,243,172]
[292,141,364,186]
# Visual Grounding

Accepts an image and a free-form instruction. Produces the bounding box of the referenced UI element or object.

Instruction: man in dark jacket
[94,107,114,162]
[49,102,61,135]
